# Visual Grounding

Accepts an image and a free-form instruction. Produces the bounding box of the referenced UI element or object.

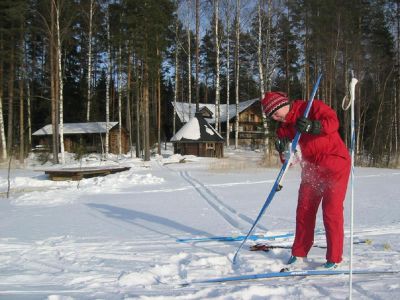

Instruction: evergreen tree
[275,12,300,96]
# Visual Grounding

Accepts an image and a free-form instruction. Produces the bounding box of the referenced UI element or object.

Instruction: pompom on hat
[261,91,290,118]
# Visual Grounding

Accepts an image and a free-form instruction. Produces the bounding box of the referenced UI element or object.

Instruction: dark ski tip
[179,282,190,287]
[280,267,290,272]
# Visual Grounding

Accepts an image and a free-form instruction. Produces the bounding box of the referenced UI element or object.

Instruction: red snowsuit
[277,100,350,263]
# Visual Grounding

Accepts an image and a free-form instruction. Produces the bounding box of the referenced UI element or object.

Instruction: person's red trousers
[291,155,350,263]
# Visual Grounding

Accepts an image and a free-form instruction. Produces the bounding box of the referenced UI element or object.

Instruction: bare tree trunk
[143,60,150,161]
[19,27,28,164]
[186,4,192,120]
[118,45,122,156]
[195,0,200,111]
[7,47,14,155]
[55,0,65,164]
[50,0,59,164]
[127,48,133,157]
[386,109,396,166]
[257,0,265,98]
[342,62,349,148]
[225,1,230,147]
[135,59,141,158]
[394,82,398,161]
[157,46,161,155]
[0,38,7,160]
[396,1,400,165]
[86,0,94,122]
[234,0,240,149]
[355,14,362,159]
[105,9,111,158]
[173,19,179,135]
[19,71,24,164]
[26,83,32,147]
[258,0,271,157]
[214,0,221,133]
[152,78,157,139]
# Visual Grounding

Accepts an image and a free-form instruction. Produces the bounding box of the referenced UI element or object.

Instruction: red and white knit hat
[261,91,290,118]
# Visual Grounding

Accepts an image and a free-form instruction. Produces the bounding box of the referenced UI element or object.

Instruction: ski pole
[348,75,358,300]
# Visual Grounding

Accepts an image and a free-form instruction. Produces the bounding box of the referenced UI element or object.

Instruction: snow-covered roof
[171,113,224,142]
[172,98,260,124]
[32,122,119,136]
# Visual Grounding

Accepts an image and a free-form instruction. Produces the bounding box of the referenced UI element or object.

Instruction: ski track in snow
[179,170,269,233]
[88,170,400,195]
[0,153,399,299]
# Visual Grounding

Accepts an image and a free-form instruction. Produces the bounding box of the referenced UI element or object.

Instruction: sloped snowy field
[0,149,399,299]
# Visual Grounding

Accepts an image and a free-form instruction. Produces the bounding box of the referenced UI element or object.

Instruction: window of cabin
[206,143,215,150]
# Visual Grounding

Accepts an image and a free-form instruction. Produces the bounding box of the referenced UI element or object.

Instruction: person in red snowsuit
[261,91,350,268]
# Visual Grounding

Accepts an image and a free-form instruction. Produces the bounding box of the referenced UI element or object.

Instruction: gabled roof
[171,113,224,142]
[199,106,213,118]
[172,98,260,124]
[32,122,119,136]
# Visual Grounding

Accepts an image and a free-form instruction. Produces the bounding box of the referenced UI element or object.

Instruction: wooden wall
[174,142,224,158]
[109,128,130,154]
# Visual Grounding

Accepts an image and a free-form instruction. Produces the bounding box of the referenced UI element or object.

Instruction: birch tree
[264,0,274,91]
[143,58,150,161]
[257,0,265,97]
[257,0,271,158]
[86,0,95,122]
[214,0,221,132]
[186,3,192,119]
[117,44,122,156]
[7,47,14,156]
[19,30,25,163]
[234,0,240,149]
[49,0,59,164]
[173,18,179,135]
[25,38,32,153]
[135,57,141,158]
[224,0,231,146]
[126,47,133,157]
[0,37,7,160]
[156,41,161,155]
[105,9,111,157]
[55,0,65,164]
[195,0,200,111]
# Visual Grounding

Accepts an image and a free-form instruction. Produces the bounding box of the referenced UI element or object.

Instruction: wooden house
[172,98,264,148]
[170,112,224,158]
[32,122,130,154]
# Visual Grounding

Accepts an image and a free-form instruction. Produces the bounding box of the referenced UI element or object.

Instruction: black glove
[274,137,290,153]
[295,117,321,134]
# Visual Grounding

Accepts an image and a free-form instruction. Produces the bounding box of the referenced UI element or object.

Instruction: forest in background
[0,0,399,167]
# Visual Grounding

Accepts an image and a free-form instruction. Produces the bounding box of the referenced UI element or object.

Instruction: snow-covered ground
[0,147,399,299]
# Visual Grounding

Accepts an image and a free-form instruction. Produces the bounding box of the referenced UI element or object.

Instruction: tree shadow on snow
[87,203,211,239]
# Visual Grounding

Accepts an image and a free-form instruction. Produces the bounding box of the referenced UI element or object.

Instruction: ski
[249,239,371,252]
[181,269,399,286]
[176,232,294,243]
[250,243,291,251]
[177,229,326,243]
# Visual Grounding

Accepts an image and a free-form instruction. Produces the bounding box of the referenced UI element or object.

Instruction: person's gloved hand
[274,137,290,153]
[295,117,321,134]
